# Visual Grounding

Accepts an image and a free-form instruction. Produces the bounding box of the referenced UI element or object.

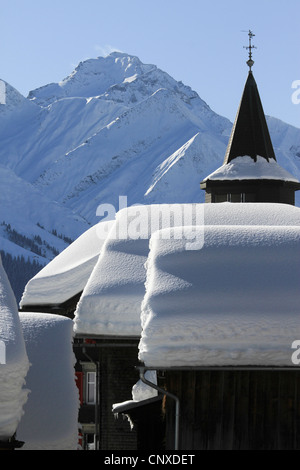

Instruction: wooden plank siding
[164,370,300,450]
[200,179,298,206]
[75,338,140,450]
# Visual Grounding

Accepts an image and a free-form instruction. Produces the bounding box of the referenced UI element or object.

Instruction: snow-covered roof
[112,370,158,418]
[73,204,204,336]
[0,256,30,440]
[20,220,114,308]
[74,202,300,338]
[204,201,300,225]
[203,156,300,182]
[138,223,300,368]
[17,313,79,450]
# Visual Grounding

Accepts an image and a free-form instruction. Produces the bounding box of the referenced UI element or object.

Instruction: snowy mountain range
[0,52,300,299]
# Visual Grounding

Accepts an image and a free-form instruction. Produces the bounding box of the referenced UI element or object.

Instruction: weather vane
[243,29,257,71]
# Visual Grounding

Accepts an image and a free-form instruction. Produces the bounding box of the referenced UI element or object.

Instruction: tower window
[213,193,255,203]
[227,193,254,202]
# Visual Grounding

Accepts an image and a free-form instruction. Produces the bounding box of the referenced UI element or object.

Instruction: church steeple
[224,71,276,164]
[200,31,300,205]
[224,30,276,164]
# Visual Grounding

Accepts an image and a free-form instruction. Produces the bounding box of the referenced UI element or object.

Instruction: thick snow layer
[139,224,300,367]
[17,313,79,450]
[20,220,114,307]
[0,257,30,440]
[74,203,300,337]
[203,201,300,226]
[73,204,204,336]
[204,155,300,182]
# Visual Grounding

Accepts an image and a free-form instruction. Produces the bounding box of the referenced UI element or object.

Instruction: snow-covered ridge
[28,53,156,106]
[0,81,37,114]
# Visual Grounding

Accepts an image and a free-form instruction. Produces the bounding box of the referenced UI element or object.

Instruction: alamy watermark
[0,80,6,105]
[291,80,300,105]
[291,340,300,365]
[0,340,6,364]
[96,196,204,250]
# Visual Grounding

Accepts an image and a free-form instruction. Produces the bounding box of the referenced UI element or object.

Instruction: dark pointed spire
[224,31,276,164]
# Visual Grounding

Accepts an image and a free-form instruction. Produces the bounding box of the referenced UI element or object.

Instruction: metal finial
[243,30,257,71]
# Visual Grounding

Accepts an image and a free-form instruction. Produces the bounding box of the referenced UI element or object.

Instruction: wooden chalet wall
[163,369,300,450]
[202,180,297,205]
[75,338,140,450]
[99,341,140,450]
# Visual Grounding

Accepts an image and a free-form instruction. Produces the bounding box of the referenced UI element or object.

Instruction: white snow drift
[0,255,79,449]
[17,313,79,450]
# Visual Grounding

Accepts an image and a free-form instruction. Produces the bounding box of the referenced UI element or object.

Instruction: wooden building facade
[161,368,300,450]
[201,178,299,205]
[74,336,140,450]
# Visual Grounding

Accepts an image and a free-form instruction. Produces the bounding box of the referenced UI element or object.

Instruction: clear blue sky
[1,0,299,128]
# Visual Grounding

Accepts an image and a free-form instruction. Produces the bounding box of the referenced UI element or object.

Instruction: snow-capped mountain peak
[28,52,156,106]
